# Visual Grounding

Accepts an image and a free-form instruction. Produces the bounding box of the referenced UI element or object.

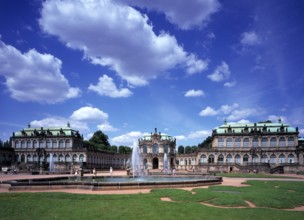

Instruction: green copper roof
[214,122,298,134]
[13,125,82,138]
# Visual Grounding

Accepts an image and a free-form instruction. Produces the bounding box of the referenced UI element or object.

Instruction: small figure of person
[110,167,113,176]
[75,170,78,176]
[93,168,96,177]
[13,168,17,174]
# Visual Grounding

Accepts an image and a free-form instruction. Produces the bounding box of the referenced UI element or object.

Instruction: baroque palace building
[10,124,128,172]
[176,119,304,173]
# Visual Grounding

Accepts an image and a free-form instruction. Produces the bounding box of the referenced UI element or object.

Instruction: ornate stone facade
[138,128,176,170]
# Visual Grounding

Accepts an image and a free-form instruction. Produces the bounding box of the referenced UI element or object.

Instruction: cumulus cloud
[224,81,236,87]
[39,0,208,87]
[199,106,218,116]
[88,75,132,98]
[185,89,205,97]
[70,106,108,121]
[267,115,287,123]
[207,61,230,82]
[0,40,80,103]
[219,103,239,114]
[174,135,187,141]
[97,122,118,132]
[188,130,210,139]
[227,109,259,121]
[122,0,221,30]
[111,131,144,146]
[240,31,261,46]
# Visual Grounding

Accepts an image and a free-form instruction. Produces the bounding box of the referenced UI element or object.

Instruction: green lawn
[0,180,304,220]
[215,173,300,178]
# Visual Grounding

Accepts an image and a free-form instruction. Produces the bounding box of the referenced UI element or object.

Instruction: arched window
[200,154,207,163]
[235,154,241,163]
[243,154,249,163]
[65,154,71,162]
[59,140,64,148]
[208,155,214,163]
[252,138,259,147]
[46,140,51,148]
[270,137,276,147]
[226,154,233,163]
[261,154,268,163]
[21,141,26,148]
[65,140,70,148]
[252,154,259,163]
[218,154,224,163]
[27,154,32,162]
[226,138,233,147]
[279,137,286,147]
[33,155,38,162]
[53,154,57,162]
[143,145,147,154]
[15,140,20,148]
[33,140,38,148]
[243,138,249,147]
[261,138,268,147]
[152,144,159,154]
[235,138,241,147]
[52,140,57,148]
[270,154,276,164]
[279,154,285,163]
[79,154,84,162]
[163,145,168,154]
[26,140,32,148]
[218,138,224,147]
[58,154,64,162]
[73,154,78,162]
[288,137,294,146]
[39,140,44,148]
[288,154,295,163]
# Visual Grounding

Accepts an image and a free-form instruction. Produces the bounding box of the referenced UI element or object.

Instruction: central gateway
[138,128,176,170]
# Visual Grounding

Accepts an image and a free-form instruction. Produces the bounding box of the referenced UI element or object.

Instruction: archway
[143,159,147,168]
[152,157,158,169]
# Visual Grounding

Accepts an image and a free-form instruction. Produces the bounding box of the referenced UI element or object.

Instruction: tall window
[27,155,31,162]
[27,141,32,148]
[226,154,233,163]
[164,145,168,154]
[288,154,294,163]
[33,140,37,148]
[252,154,259,163]
[243,138,249,147]
[52,140,57,148]
[208,155,214,163]
[59,140,64,148]
[46,140,51,148]
[270,137,276,147]
[279,137,286,147]
[218,154,224,163]
[252,138,259,147]
[226,138,233,147]
[243,154,249,163]
[261,154,268,163]
[235,154,241,163]
[15,141,20,148]
[235,138,241,147]
[65,140,71,148]
[288,137,294,146]
[65,154,71,162]
[270,154,276,164]
[143,145,147,154]
[73,154,78,162]
[279,154,285,163]
[218,138,224,147]
[21,141,26,148]
[152,144,159,154]
[200,154,207,163]
[39,140,44,148]
[261,138,268,147]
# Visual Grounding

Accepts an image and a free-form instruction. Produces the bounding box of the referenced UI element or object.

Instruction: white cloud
[174,135,186,141]
[267,115,287,123]
[227,109,259,121]
[224,81,236,87]
[97,122,118,132]
[207,32,216,39]
[299,129,304,137]
[111,131,144,146]
[241,31,261,46]
[207,61,230,82]
[88,75,132,98]
[39,0,208,87]
[70,106,108,121]
[122,0,221,30]
[199,106,218,116]
[0,40,80,103]
[30,117,89,132]
[219,103,239,114]
[185,89,205,97]
[236,119,251,124]
[188,130,210,139]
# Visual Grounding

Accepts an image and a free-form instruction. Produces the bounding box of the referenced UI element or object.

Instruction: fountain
[163,153,169,173]
[49,153,54,172]
[131,140,143,177]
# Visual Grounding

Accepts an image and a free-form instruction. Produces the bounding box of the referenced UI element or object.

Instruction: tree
[110,145,118,153]
[198,136,212,149]
[89,130,111,150]
[118,145,132,154]
[185,145,192,154]
[178,145,184,154]
[191,145,198,153]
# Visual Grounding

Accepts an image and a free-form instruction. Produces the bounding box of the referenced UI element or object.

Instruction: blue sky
[1,0,304,147]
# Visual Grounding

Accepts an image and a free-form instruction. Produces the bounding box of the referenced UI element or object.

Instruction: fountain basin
[2,175,222,191]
